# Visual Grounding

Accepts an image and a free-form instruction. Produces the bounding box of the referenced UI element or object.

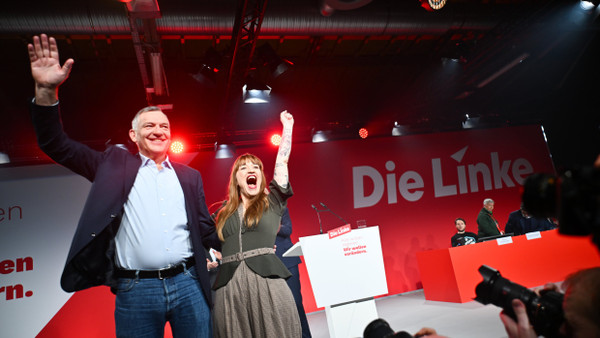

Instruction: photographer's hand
[500,299,538,338]
[534,282,560,296]
[414,327,447,337]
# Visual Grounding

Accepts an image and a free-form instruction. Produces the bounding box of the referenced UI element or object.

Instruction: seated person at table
[451,218,478,247]
[505,204,557,236]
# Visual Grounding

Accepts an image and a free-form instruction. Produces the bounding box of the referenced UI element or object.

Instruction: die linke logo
[352,146,534,208]
[328,223,351,239]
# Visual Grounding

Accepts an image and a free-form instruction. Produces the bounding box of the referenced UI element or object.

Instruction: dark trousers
[287,265,312,338]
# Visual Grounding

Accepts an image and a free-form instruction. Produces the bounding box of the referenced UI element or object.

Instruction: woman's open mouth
[246,175,257,188]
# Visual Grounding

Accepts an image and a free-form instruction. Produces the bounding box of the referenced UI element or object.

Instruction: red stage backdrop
[188,124,555,313]
[2,125,560,337]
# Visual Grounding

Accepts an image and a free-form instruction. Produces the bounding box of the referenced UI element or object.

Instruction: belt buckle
[157,267,170,280]
[235,252,244,261]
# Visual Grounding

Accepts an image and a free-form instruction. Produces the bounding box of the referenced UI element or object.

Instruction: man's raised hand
[28,34,74,104]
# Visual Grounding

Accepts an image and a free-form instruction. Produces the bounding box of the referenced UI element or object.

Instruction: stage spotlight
[359,128,369,139]
[462,114,481,129]
[391,123,408,136]
[0,152,9,164]
[243,77,271,104]
[192,65,218,86]
[256,43,293,79]
[580,0,599,10]
[170,140,184,154]
[191,47,223,86]
[215,143,235,159]
[312,130,331,143]
[270,133,282,146]
[440,41,469,64]
[420,0,446,11]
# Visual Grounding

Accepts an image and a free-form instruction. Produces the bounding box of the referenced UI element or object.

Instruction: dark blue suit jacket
[30,103,220,306]
[505,209,556,236]
[275,208,301,269]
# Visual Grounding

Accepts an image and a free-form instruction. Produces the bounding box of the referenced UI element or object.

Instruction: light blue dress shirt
[115,154,192,270]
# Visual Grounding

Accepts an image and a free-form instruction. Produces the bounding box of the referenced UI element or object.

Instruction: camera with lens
[474,265,564,338]
[521,165,600,248]
[363,319,414,338]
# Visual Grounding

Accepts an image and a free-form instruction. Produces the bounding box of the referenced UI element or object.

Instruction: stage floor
[306,289,509,338]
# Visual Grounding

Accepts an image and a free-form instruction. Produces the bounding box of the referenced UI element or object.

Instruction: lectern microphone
[319,202,349,225]
[311,203,324,234]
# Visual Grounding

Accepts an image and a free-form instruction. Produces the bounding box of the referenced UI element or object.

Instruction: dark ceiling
[1,0,599,170]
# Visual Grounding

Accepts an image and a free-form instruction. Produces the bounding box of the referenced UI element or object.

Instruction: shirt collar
[139,153,173,170]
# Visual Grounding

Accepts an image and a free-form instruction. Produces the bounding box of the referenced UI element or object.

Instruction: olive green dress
[213,180,301,338]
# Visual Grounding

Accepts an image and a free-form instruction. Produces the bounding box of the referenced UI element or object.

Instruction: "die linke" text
[352,149,533,208]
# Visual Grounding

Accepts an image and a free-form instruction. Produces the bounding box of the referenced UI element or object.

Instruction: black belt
[115,257,195,279]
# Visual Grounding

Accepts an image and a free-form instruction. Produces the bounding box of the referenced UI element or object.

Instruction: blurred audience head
[560,267,600,337]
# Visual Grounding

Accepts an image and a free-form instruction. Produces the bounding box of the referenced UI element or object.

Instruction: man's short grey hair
[131,106,163,130]
[483,198,494,205]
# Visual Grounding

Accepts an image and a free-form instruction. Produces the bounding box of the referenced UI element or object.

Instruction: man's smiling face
[129,110,171,162]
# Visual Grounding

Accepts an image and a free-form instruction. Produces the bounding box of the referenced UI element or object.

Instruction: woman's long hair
[215,153,269,241]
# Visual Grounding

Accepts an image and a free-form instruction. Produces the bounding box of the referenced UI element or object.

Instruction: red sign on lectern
[328,224,351,239]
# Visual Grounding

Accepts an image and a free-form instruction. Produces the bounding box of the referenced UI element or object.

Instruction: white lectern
[284,226,388,338]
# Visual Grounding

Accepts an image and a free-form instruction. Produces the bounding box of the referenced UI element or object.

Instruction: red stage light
[170,140,184,154]
[271,134,282,146]
[359,128,369,139]
[420,0,447,11]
